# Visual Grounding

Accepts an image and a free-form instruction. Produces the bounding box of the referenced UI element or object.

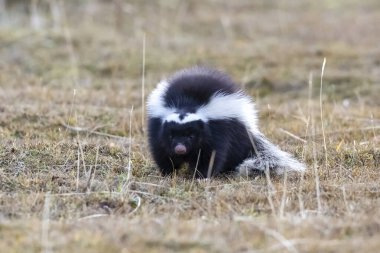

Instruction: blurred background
[1,0,379,107]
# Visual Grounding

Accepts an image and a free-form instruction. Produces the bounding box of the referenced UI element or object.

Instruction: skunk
[147,66,305,178]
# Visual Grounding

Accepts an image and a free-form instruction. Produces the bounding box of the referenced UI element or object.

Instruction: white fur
[197,92,259,134]
[236,133,306,175]
[146,80,175,118]
[237,150,306,175]
[147,76,306,175]
[164,113,206,124]
[147,81,259,135]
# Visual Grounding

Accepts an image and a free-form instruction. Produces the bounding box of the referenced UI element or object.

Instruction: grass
[0,0,380,252]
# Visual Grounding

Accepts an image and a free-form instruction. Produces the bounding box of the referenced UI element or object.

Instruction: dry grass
[0,0,380,252]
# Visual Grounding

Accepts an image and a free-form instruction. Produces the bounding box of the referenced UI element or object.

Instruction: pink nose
[174,144,187,155]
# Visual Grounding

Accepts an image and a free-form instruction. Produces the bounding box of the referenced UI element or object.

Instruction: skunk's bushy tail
[237,132,306,176]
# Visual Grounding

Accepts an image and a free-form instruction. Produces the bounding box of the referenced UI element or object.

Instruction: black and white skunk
[147,67,305,178]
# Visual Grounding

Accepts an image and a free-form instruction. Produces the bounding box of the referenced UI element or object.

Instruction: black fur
[147,67,256,178]
[164,68,238,109]
[147,67,305,178]
[148,117,255,177]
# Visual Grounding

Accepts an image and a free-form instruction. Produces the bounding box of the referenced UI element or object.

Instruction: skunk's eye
[188,134,195,139]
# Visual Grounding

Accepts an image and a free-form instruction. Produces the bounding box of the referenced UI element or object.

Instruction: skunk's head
[160,118,207,156]
[147,69,260,139]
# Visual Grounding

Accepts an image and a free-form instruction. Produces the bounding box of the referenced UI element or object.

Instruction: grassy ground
[0,0,380,252]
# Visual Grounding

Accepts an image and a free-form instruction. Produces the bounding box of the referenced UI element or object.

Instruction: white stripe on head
[197,92,259,134]
[164,113,206,124]
[146,80,175,118]
[147,80,259,134]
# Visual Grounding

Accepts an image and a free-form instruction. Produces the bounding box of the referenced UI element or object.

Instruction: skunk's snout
[174,143,187,155]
